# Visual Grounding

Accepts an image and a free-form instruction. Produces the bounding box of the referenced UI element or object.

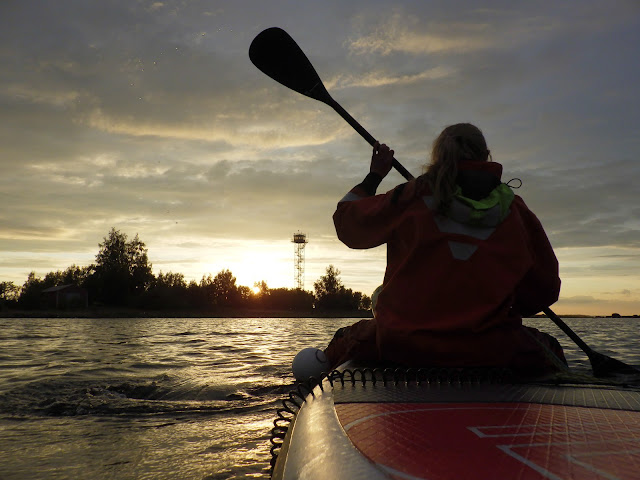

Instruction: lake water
[1,316,639,479]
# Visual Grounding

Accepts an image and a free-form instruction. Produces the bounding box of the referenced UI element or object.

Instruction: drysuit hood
[456,160,503,200]
[448,161,514,227]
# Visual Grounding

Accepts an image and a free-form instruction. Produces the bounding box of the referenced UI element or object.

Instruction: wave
[0,373,289,418]
[7,334,56,341]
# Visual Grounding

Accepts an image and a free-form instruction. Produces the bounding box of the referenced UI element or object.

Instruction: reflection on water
[0,316,638,479]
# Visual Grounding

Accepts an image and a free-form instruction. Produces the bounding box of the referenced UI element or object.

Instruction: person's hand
[370,142,394,178]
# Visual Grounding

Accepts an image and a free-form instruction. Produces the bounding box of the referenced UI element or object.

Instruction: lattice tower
[292,232,308,290]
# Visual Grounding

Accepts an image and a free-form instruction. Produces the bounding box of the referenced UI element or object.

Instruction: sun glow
[195,244,294,291]
[233,250,292,290]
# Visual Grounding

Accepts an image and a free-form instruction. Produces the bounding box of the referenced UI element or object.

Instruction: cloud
[81,103,346,148]
[602,289,633,297]
[348,12,494,56]
[559,295,600,305]
[327,66,456,89]
[555,295,640,317]
[5,84,81,108]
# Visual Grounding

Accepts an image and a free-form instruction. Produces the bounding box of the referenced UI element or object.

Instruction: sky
[1,1,639,316]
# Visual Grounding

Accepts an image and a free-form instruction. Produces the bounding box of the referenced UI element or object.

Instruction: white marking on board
[342,405,511,432]
[470,419,640,480]
[496,444,565,480]
[468,421,636,438]
[496,439,640,480]
[567,449,640,480]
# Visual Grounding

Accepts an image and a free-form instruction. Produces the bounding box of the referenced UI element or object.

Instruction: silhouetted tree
[212,269,240,306]
[314,265,343,298]
[348,289,371,311]
[314,265,346,310]
[38,265,93,290]
[156,271,187,289]
[186,279,204,307]
[197,269,241,308]
[18,272,47,309]
[314,265,371,311]
[0,281,19,301]
[0,281,20,309]
[250,280,270,308]
[143,271,188,309]
[199,274,216,307]
[60,265,93,287]
[254,280,269,297]
[237,285,252,304]
[266,287,314,310]
[92,228,153,305]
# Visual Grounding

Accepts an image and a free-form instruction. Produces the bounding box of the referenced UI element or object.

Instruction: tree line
[0,228,371,313]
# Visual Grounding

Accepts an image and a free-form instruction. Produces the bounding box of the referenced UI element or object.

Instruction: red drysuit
[330,160,566,373]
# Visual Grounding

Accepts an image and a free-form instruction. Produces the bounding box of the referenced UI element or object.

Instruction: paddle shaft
[543,307,594,354]
[327,97,415,181]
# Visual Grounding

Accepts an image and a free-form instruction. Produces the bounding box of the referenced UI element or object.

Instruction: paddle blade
[588,350,640,378]
[249,27,331,103]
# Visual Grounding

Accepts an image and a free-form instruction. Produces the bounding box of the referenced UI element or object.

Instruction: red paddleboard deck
[271,368,640,479]
[336,402,640,479]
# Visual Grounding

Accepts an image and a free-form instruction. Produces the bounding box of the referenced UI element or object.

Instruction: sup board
[270,366,640,479]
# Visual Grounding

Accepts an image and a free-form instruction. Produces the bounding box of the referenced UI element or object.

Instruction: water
[0,317,639,479]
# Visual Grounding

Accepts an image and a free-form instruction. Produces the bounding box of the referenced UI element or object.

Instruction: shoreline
[1,308,638,320]
[0,307,374,319]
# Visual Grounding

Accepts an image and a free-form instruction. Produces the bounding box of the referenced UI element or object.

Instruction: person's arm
[333,143,401,249]
[512,198,561,317]
[337,142,394,199]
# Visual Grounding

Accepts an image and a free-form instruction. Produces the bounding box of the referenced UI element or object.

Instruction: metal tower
[292,232,308,290]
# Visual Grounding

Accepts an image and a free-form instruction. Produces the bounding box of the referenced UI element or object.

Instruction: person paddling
[323,123,567,376]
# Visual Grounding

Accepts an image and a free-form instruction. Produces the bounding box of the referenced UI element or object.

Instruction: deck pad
[271,368,640,480]
[336,402,640,479]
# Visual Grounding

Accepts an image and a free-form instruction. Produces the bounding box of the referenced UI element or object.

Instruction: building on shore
[42,285,89,309]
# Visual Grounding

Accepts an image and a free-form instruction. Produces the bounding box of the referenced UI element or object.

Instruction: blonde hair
[419,123,489,213]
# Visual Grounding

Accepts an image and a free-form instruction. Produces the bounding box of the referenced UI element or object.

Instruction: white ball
[292,348,330,382]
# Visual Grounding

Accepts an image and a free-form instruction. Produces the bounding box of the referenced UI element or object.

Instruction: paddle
[249,27,414,181]
[543,308,640,377]
[249,27,639,379]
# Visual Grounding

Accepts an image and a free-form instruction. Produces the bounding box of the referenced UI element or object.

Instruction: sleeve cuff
[357,172,383,196]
